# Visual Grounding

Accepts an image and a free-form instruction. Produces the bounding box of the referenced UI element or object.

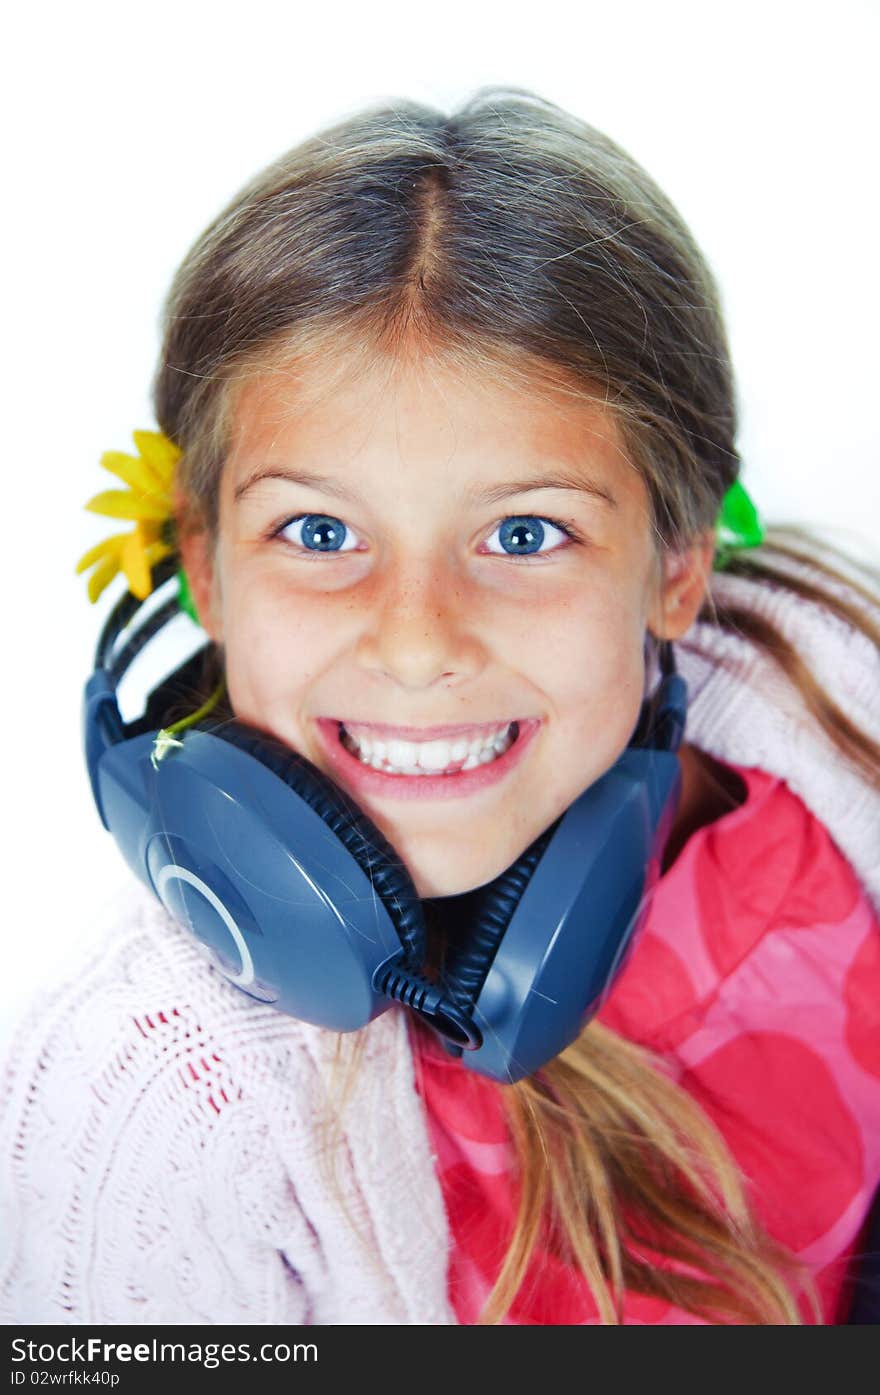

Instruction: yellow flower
[75,430,181,602]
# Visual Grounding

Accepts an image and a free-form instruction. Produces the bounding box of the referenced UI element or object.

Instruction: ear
[646,529,715,641]
[174,488,223,643]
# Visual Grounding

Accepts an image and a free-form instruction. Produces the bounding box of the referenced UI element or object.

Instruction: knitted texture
[679,553,879,911]
[1,548,877,1324]
[0,892,456,1324]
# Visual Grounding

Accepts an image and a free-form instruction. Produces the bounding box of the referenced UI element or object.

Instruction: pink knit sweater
[1,555,878,1324]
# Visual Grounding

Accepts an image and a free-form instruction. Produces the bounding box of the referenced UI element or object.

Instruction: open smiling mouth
[338,720,520,776]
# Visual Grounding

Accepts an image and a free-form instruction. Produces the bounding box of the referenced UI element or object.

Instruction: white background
[2,0,878,1053]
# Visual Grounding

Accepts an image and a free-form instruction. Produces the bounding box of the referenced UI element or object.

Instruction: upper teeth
[340,722,515,774]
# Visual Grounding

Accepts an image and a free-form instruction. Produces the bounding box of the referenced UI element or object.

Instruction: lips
[313,716,540,801]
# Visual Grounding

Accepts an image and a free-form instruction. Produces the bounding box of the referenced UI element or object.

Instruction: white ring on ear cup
[155,863,256,987]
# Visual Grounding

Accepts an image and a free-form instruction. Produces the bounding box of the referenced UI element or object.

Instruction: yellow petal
[135,518,165,546]
[132,430,181,488]
[85,489,171,522]
[120,530,153,599]
[75,532,129,574]
[144,540,174,567]
[100,450,167,497]
[86,554,121,603]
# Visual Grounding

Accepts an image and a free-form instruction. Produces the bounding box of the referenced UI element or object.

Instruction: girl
[3,87,880,1326]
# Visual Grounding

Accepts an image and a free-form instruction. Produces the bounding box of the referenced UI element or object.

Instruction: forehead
[224,347,645,508]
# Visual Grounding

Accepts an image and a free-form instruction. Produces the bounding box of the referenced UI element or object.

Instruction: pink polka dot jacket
[410,757,880,1323]
[1,550,878,1323]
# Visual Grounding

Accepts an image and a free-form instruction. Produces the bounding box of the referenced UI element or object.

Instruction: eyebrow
[234,465,618,510]
[469,472,618,510]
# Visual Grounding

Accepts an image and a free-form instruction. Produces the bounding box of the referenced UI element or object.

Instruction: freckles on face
[519,564,651,798]
[209,353,660,896]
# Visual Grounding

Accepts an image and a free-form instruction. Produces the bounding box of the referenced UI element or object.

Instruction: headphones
[83,559,688,1084]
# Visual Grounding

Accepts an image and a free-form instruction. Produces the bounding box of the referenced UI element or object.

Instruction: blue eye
[275,514,361,553]
[484,515,574,557]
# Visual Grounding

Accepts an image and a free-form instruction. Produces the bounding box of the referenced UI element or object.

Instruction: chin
[400,854,475,900]
[399,838,521,900]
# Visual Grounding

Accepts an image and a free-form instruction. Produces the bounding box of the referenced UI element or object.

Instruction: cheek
[219,579,335,718]
[533,597,648,800]
[527,581,647,713]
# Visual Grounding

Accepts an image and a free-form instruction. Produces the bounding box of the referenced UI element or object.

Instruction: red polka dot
[443,1163,606,1322]
[441,1160,556,1319]
[413,1049,510,1143]
[694,787,860,979]
[843,927,880,1080]
[444,1160,515,1260]
[597,932,699,1049]
[680,1031,863,1250]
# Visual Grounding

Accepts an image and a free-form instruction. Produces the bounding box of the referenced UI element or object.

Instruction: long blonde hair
[153,88,880,1323]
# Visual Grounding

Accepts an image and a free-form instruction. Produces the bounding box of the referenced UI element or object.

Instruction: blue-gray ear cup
[86,604,484,1046]
[421,824,559,1059]
[95,703,484,1042]
[423,740,682,1080]
[206,717,427,964]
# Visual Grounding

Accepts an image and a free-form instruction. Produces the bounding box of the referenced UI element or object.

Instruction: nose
[354,556,488,691]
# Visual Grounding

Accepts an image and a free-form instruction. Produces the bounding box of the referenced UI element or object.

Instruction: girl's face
[182,352,710,897]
